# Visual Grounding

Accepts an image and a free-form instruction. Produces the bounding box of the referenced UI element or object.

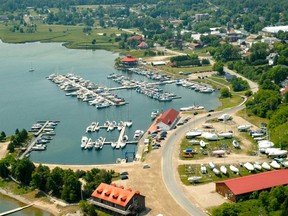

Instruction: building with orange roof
[89,183,146,215]
[127,35,143,41]
[148,108,179,133]
[121,54,138,67]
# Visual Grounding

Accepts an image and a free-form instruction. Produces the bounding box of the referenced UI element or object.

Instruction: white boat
[218,132,233,138]
[189,139,200,145]
[32,144,46,151]
[220,165,227,175]
[86,138,95,150]
[232,140,240,149]
[212,168,220,175]
[111,142,117,148]
[186,129,203,138]
[251,132,265,138]
[208,162,216,170]
[200,164,207,174]
[270,160,281,169]
[258,140,274,149]
[85,125,94,133]
[117,121,124,131]
[201,132,218,141]
[133,130,144,140]
[268,149,288,158]
[96,101,110,109]
[261,162,271,170]
[218,113,232,121]
[122,135,128,142]
[229,165,239,174]
[126,120,133,127]
[237,125,251,131]
[92,122,100,131]
[107,121,116,131]
[188,176,202,183]
[200,140,208,148]
[120,142,127,148]
[151,109,160,119]
[244,162,254,171]
[212,150,225,157]
[253,162,262,171]
[202,123,213,129]
[281,161,288,168]
[81,136,88,149]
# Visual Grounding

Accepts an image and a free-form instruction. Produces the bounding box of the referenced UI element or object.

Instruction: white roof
[262,26,288,33]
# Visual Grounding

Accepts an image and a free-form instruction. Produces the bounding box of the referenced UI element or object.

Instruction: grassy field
[237,109,269,128]
[216,95,244,110]
[156,65,213,76]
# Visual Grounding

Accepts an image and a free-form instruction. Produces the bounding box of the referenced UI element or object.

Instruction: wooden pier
[116,123,126,148]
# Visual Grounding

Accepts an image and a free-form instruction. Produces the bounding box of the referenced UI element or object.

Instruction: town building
[216,170,288,202]
[121,55,138,67]
[195,13,209,22]
[138,41,148,49]
[89,183,146,216]
[262,25,288,35]
[148,108,179,133]
[127,35,143,42]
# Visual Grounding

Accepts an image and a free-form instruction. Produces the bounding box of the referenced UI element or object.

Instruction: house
[148,109,179,132]
[195,13,209,22]
[89,183,146,216]
[189,43,203,50]
[216,170,288,202]
[151,61,166,66]
[127,35,143,42]
[121,55,138,67]
[266,53,279,65]
[138,41,148,49]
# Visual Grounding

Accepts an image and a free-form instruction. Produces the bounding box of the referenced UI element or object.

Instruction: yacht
[220,166,227,175]
[81,136,88,149]
[85,138,94,150]
[229,165,239,174]
[244,162,254,171]
[126,120,133,128]
[151,109,160,119]
[32,144,46,151]
[200,164,207,174]
[117,121,124,131]
[253,162,262,171]
[133,130,144,140]
[262,162,271,170]
[96,101,110,109]
[111,142,117,148]
[232,140,240,149]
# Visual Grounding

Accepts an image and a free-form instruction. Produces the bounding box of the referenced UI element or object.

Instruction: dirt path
[0,141,9,159]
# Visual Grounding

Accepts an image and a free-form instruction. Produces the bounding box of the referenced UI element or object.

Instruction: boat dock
[116,123,126,148]
[0,204,34,216]
[19,120,59,159]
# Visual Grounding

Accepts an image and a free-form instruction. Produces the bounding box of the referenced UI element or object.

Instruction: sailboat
[29,63,35,72]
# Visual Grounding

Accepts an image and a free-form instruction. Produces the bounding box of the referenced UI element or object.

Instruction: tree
[47,167,65,197]
[220,88,231,98]
[213,61,224,75]
[79,200,97,216]
[13,158,35,185]
[0,160,9,178]
[92,39,96,45]
[30,164,50,191]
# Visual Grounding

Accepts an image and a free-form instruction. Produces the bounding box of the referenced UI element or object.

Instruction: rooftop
[216,169,288,195]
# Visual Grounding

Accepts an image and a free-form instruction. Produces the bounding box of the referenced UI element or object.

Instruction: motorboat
[229,165,239,174]
[133,130,144,140]
[244,162,254,171]
[212,150,225,157]
[200,164,207,174]
[111,142,117,148]
[202,123,213,129]
[237,125,251,131]
[220,165,227,175]
[189,139,200,145]
[117,121,124,131]
[200,140,208,148]
[218,114,232,121]
[85,138,94,150]
[208,162,216,170]
[188,176,202,183]
[201,132,218,141]
[253,162,262,171]
[268,149,288,158]
[81,136,88,149]
[92,122,100,132]
[32,144,46,151]
[120,142,127,149]
[126,120,133,127]
[107,121,116,131]
[218,132,233,138]
[232,140,240,149]
[96,101,111,109]
[186,129,203,139]
[104,121,110,127]
[122,135,128,142]
[258,140,274,149]
[212,168,220,175]
[151,109,160,119]
[270,160,281,169]
[261,162,271,170]
[85,125,94,133]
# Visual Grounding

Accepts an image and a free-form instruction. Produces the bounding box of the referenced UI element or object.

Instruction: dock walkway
[116,123,126,148]
[0,204,34,216]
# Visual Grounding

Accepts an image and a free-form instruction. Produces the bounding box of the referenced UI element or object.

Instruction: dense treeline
[7,129,29,153]
[212,185,288,216]
[0,155,114,202]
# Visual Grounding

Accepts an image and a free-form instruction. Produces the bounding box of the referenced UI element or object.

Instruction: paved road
[162,103,246,216]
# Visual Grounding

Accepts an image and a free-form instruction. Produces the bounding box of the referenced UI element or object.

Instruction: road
[162,103,246,216]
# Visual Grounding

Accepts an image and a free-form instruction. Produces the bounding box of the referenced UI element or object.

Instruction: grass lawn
[216,95,244,110]
[156,65,213,76]
[237,109,269,128]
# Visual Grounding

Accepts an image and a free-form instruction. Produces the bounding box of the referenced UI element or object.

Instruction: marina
[0,41,221,165]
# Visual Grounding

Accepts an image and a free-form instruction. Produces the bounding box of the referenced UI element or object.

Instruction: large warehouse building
[262,25,288,34]
[216,169,288,202]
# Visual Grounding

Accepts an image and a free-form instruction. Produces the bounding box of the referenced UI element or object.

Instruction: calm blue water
[0,41,221,165]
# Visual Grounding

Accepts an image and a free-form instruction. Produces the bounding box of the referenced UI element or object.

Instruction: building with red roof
[216,169,288,202]
[138,41,148,49]
[121,54,138,67]
[89,183,145,215]
[127,35,143,41]
[148,108,179,133]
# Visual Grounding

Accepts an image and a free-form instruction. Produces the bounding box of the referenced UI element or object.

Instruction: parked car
[208,109,214,112]
[194,112,198,116]
[207,114,211,117]
[177,121,184,126]
[143,164,151,169]
[121,175,129,180]
[120,171,128,175]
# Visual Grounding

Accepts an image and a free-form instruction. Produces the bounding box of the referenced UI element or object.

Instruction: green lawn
[237,109,269,128]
